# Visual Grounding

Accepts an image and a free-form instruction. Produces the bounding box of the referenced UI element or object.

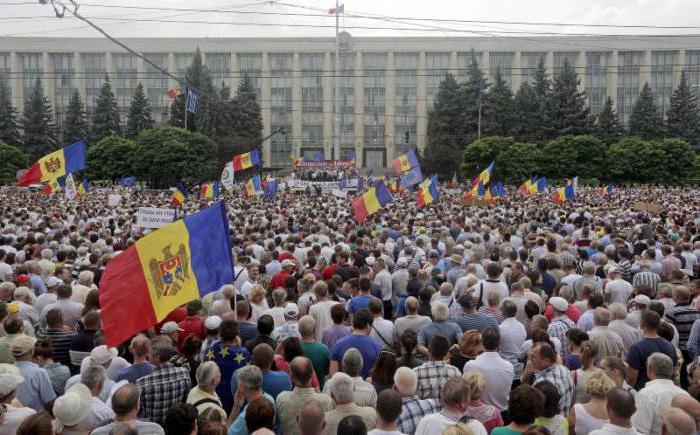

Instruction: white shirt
[589,423,642,435]
[415,410,487,435]
[80,396,116,431]
[35,293,58,316]
[464,352,514,411]
[472,280,509,303]
[262,307,286,328]
[605,279,633,305]
[632,379,688,435]
[0,405,35,434]
[374,269,393,301]
[0,262,13,281]
[309,300,339,341]
[498,317,527,378]
[370,317,396,352]
[368,430,406,435]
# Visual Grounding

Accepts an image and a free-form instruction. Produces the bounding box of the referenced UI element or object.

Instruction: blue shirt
[330,334,382,378]
[346,295,377,314]
[206,343,251,411]
[116,362,156,384]
[230,369,292,400]
[30,274,47,296]
[227,392,275,435]
[418,320,462,347]
[15,360,56,411]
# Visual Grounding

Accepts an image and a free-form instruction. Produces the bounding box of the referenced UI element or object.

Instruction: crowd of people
[0,182,699,435]
[292,167,360,182]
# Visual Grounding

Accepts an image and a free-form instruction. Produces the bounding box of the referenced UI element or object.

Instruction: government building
[1,35,699,168]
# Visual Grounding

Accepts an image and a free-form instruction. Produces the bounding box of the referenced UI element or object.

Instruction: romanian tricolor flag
[552,179,576,204]
[352,182,393,222]
[99,201,233,346]
[42,178,62,196]
[172,183,187,207]
[199,181,220,200]
[77,178,89,196]
[484,182,506,205]
[392,151,419,174]
[597,183,615,197]
[476,161,494,185]
[463,181,485,202]
[245,175,262,198]
[520,176,537,197]
[17,139,86,186]
[232,148,261,172]
[416,175,439,208]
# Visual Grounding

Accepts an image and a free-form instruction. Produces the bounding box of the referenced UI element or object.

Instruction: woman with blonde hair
[568,370,615,435]
[450,330,483,371]
[248,285,269,322]
[463,370,504,434]
[443,423,475,435]
[572,340,601,404]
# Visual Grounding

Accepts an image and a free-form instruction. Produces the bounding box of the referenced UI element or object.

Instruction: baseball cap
[205,315,222,330]
[10,336,37,357]
[281,259,295,268]
[0,373,24,397]
[634,294,651,306]
[14,274,29,285]
[160,321,184,334]
[47,276,63,287]
[90,345,118,365]
[284,303,299,318]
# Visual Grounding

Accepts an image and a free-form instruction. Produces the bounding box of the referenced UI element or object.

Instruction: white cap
[634,294,651,306]
[46,276,63,287]
[549,297,568,312]
[90,345,118,365]
[0,373,24,397]
[284,303,299,318]
[160,321,184,334]
[365,256,375,266]
[281,259,295,268]
[205,315,222,330]
[53,383,92,427]
[396,257,408,267]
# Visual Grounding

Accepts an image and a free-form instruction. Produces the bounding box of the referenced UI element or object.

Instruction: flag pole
[333,0,341,162]
[183,87,188,130]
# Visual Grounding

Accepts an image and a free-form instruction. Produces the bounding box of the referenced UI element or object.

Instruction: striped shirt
[548,316,576,356]
[664,304,700,350]
[454,313,498,333]
[37,328,75,368]
[397,395,440,435]
[632,271,661,296]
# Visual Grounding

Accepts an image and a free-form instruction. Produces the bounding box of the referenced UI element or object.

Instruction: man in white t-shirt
[309,281,339,341]
[605,268,633,305]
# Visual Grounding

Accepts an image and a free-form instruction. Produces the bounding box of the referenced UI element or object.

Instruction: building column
[511,51,522,93]
[10,52,22,113]
[74,53,86,104]
[385,52,396,163]
[354,52,364,167]
[577,51,586,91]
[230,52,239,93]
[322,52,333,159]
[105,53,114,82]
[674,50,686,87]
[607,51,619,106]
[449,51,458,77]
[43,52,55,109]
[545,51,554,78]
[260,53,272,165]
[416,52,427,154]
[291,52,303,157]
[640,50,652,86]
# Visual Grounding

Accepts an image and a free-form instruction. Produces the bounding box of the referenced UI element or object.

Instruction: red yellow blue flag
[18,139,86,186]
[352,181,393,222]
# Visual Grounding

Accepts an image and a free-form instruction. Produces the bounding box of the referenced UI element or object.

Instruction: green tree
[0,85,20,147]
[594,97,624,144]
[666,71,699,144]
[654,138,696,184]
[629,83,664,139]
[606,138,665,183]
[21,78,57,160]
[63,89,88,145]
[486,68,515,136]
[0,140,27,184]
[169,47,213,133]
[500,142,542,184]
[133,127,219,187]
[462,136,517,180]
[540,135,607,180]
[126,83,154,139]
[550,59,593,136]
[424,73,465,176]
[85,135,138,180]
[512,83,539,142]
[461,50,489,144]
[91,75,121,143]
[531,57,554,141]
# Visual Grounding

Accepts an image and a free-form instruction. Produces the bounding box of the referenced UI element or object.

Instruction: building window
[238,53,262,103]
[363,53,386,152]
[114,54,138,129]
[553,52,578,77]
[426,53,450,109]
[651,51,674,118]
[144,53,169,126]
[206,53,231,88]
[53,54,75,139]
[456,51,481,83]
[364,149,385,169]
[0,53,10,98]
[83,54,105,118]
[21,53,42,102]
[686,51,700,96]
[617,51,642,126]
[175,53,194,80]
[585,52,608,115]
[338,53,355,147]
[394,53,417,157]
[301,53,324,149]
[489,53,513,87]
[522,52,545,86]
[269,54,292,166]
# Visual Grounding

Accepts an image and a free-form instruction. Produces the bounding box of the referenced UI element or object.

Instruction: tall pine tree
[629,83,664,139]
[0,84,20,147]
[513,83,540,143]
[169,47,214,133]
[485,68,515,136]
[21,78,57,160]
[550,59,593,136]
[594,97,624,144]
[232,74,263,145]
[424,73,464,176]
[531,57,554,141]
[91,75,121,143]
[666,71,699,143]
[461,50,489,144]
[63,89,88,145]
[126,83,154,139]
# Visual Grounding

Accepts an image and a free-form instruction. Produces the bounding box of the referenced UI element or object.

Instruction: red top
[177,316,205,349]
[155,306,186,332]
[322,263,340,280]
[278,252,295,263]
[544,303,581,323]
[270,271,292,290]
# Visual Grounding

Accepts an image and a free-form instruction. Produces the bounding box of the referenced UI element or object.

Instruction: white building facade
[1,35,699,168]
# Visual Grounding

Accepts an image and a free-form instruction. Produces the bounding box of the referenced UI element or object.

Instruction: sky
[0,0,699,39]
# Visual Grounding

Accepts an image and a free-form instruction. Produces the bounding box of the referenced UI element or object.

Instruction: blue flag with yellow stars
[205,341,250,410]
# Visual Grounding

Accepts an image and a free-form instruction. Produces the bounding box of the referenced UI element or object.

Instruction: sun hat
[53,383,92,427]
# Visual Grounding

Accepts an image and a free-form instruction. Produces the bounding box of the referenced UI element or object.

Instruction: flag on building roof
[597,183,615,197]
[352,181,392,222]
[17,139,86,186]
[245,175,262,198]
[392,150,419,174]
[99,201,233,346]
[200,181,220,200]
[416,175,439,208]
[328,3,344,14]
[172,183,187,207]
[232,148,261,172]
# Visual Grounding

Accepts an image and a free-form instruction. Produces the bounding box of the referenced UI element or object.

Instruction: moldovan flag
[597,183,614,196]
[392,151,419,174]
[172,183,187,207]
[245,175,262,197]
[416,175,439,208]
[17,139,86,186]
[77,178,89,196]
[476,161,494,185]
[352,181,392,222]
[199,181,220,200]
[232,148,261,171]
[99,201,233,346]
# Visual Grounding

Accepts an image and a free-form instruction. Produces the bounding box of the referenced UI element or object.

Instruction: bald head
[662,408,696,435]
[297,400,326,435]
[405,296,418,314]
[129,334,151,359]
[393,366,418,396]
[290,356,314,387]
